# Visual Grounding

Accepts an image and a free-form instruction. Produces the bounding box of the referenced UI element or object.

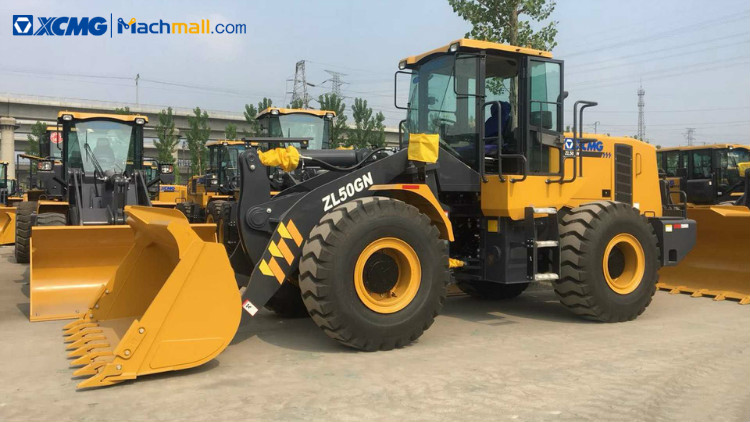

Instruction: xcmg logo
[12,15,107,36]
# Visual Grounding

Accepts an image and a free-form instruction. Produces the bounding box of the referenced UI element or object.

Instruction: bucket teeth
[70,350,113,367]
[66,335,106,350]
[77,363,125,390]
[63,319,91,331]
[64,327,102,343]
[63,322,97,336]
[67,342,110,358]
[72,361,107,377]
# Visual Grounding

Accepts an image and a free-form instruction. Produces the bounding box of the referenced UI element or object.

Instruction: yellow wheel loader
[20,111,215,322]
[0,162,18,245]
[61,39,696,389]
[141,158,186,207]
[656,146,750,304]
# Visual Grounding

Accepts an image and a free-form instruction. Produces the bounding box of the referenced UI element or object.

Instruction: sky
[0,0,748,147]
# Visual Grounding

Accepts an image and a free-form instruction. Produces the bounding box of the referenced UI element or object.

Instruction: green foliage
[225,123,237,140]
[242,98,274,137]
[318,93,348,146]
[287,98,305,109]
[26,121,46,156]
[447,0,558,50]
[346,98,385,148]
[113,106,131,115]
[186,107,211,176]
[154,107,180,182]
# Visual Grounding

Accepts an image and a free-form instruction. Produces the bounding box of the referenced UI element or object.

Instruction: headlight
[135,118,146,125]
[160,164,173,174]
[398,60,406,70]
[325,113,334,119]
[210,179,218,185]
[37,160,53,171]
[61,114,73,121]
[271,109,280,115]
[449,42,460,53]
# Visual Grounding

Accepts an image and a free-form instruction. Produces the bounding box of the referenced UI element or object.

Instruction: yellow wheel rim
[217,218,224,244]
[354,237,421,314]
[603,233,645,295]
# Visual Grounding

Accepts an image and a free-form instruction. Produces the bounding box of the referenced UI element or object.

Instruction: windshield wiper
[84,142,105,178]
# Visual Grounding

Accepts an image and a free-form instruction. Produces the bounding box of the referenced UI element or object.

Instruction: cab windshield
[405,54,480,167]
[0,164,6,188]
[68,120,135,175]
[265,114,327,149]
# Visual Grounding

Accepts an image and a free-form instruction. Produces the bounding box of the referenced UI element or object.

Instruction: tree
[318,93,348,146]
[347,98,386,148]
[225,123,237,140]
[243,97,274,137]
[449,0,558,126]
[287,98,304,109]
[186,107,211,176]
[447,0,558,50]
[114,106,131,115]
[26,121,46,156]
[154,107,180,182]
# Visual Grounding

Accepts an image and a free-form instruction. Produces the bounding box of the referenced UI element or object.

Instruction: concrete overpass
[0,94,400,186]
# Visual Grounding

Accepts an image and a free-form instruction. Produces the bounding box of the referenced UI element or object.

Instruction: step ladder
[524,207,561,282]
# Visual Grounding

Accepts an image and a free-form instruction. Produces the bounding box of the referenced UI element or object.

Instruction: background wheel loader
[656,145,750,303]
[20,111,215,322]
[60,39,697,389]
[141,158,186,207]
[0,161,19,245]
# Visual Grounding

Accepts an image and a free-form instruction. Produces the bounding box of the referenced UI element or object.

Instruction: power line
[561,9,750,57]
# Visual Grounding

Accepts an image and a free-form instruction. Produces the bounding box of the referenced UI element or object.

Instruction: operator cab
[206,140,248,192]
[398,39,566,180]
[60,112,147,178]
[256,107,336,150]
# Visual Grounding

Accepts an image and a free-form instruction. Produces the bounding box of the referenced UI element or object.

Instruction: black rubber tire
[205,200,225,224]
[37,212,67,226]
[299,196,449,351]
[175,202,191,221]
[14,201,37,263]
[553,201,659,322]
[218,201,239,255]
[456,281,529,300]
[264,280,309,318]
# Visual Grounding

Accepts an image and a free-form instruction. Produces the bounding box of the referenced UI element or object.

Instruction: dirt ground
[0,246,748,422]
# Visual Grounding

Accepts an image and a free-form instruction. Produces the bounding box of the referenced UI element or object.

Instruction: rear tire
[456,281,529,300]
[553,201,659,322]
[175,202,191,221]
[299,197,449,351]
[14,201,37,263]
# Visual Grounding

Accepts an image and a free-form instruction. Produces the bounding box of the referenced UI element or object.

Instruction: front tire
[14,201,37,263]
[553,201,659,322]
[299,197,449,351]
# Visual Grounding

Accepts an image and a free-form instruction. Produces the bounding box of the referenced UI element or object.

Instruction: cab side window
[528,60,562,174]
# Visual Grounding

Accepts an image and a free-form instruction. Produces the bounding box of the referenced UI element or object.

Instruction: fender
[369,184,454,241]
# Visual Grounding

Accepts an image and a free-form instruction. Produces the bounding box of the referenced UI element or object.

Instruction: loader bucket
[657,205,750,304]
[0,206,16,245]
[62,206,240,389]
[30,223,217,322]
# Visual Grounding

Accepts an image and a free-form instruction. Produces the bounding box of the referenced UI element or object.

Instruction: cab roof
[256,107,336,119]
[401,38,552,67]
[206,140,249,147]
[658,144,750,152]
[58,111,149,123]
